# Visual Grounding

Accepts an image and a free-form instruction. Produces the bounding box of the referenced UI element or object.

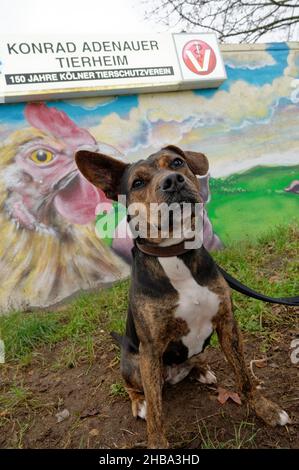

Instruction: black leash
[132,232,299,307]
[218,265,299,307]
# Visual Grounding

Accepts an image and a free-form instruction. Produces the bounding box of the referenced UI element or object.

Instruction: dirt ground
[0,317,298,450]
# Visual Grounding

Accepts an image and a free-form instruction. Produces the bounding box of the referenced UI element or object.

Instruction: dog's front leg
[216,304,291,426]
[139,343,168,448]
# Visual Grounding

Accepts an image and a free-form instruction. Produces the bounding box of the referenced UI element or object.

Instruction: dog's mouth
[157,179,202,204]
[160,187,201,205]
[146,195,201,242]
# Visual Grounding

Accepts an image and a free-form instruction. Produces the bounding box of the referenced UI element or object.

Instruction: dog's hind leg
[215,302,291,427]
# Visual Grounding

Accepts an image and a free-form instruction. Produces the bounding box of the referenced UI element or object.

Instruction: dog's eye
[171,158,184,168]
[132,178,145,189]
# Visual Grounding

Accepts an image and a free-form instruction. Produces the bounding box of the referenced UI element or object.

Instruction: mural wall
[0,42,298,313]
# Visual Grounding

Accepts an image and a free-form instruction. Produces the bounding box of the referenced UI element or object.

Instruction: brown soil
[0,325,298,449]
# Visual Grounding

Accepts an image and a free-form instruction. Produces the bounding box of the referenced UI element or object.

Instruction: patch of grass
[0,385,31,411]
[53,336,97,370]
[213,223,299,333]
[110,382,128,398]
[0,279,129,363]
[0,312,61,361]
[209,332,219,348]
[0,382,51,417]
[198,421,258,449]
[13,419,31,449]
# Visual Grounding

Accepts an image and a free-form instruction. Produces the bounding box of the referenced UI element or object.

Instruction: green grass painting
[208,165,299,243]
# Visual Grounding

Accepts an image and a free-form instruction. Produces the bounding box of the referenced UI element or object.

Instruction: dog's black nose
[161,173,186,192]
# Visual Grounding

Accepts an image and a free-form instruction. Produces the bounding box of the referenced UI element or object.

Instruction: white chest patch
[158,256,220,358]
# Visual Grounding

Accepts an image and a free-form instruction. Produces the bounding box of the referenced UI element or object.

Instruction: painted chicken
[0,102,128,312]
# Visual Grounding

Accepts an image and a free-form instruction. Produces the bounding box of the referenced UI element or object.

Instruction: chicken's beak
[52,169,78,192]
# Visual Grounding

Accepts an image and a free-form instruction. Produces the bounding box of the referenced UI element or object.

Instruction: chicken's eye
[30,149,54,165]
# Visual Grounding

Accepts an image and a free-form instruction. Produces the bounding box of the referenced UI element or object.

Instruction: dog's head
[76,145,209,245]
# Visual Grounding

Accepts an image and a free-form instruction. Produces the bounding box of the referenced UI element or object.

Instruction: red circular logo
[182,40,217,76]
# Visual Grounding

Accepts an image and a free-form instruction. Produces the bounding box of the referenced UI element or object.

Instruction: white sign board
[0,33,226,102]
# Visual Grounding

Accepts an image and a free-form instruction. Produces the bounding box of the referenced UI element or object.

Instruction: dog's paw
[278,410,291,426]
[252,394,291,427]
[136,400,147,420]
[148,436,169,449]
[198,369,217,384]
[195,365,217,384]
[137,400,147,420]
[131,398,147,420]
[165,364,193,385]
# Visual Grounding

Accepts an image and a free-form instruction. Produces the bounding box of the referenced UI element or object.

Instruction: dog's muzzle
[159,173,199,204]
[161,173,186,193]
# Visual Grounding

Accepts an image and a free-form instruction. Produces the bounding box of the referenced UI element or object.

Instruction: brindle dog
[76,145,291,449]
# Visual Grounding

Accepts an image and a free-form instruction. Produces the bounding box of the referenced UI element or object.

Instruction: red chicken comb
[24,102,95,146]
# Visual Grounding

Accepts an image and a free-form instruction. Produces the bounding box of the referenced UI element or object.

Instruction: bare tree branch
[144,0,299,43]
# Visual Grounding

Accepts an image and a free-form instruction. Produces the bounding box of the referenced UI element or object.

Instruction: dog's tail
[110,331,139,354]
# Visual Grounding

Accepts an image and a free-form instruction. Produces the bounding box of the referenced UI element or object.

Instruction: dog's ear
[163,145,209,176]
[184,151,210,202]
[75,150,128,200]
[184,150,209,176]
